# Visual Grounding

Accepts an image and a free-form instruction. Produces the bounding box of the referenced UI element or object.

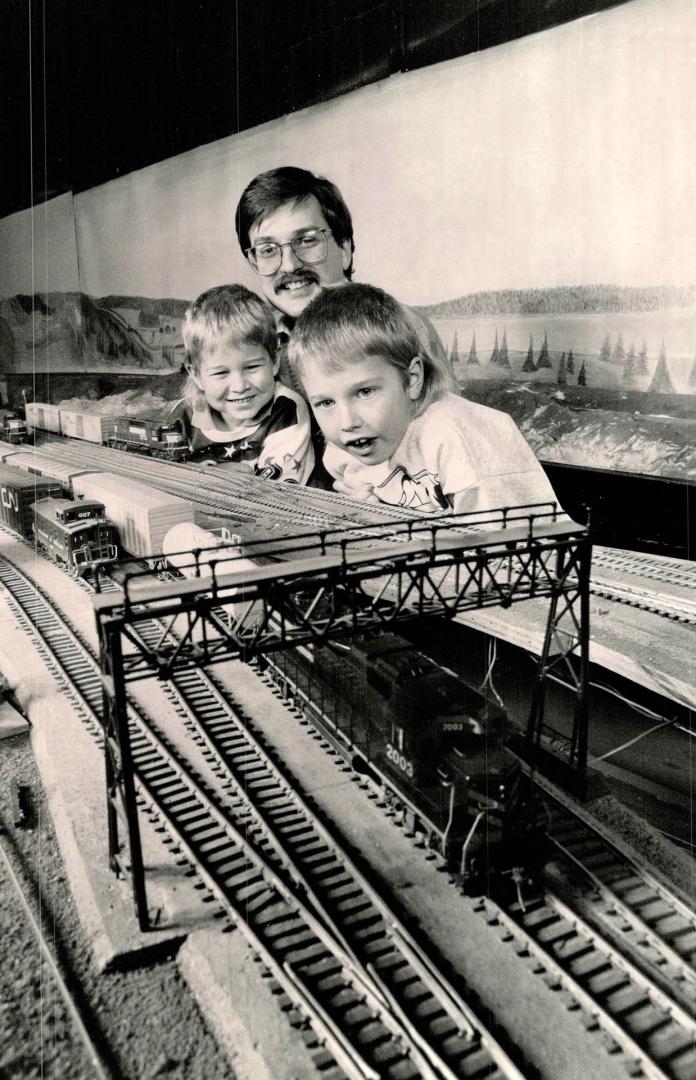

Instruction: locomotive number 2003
[386,744,414,778]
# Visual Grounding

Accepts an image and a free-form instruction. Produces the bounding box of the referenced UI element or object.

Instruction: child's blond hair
[181,284,277,405]
[287,283,448,413]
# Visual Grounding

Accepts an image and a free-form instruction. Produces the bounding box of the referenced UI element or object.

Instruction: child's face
[303,354,423,466]
[194,341,279,427]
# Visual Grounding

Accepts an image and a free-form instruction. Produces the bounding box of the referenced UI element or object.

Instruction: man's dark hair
[235,166,355,279]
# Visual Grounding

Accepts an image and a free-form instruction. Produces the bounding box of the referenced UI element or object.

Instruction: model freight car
[71,472,195,559]
[25,402,61,434]
[6,450,96,494]
[58,408,116,444]
[32,498,118,574]
[0,463,63,535]
[25,403,193,462]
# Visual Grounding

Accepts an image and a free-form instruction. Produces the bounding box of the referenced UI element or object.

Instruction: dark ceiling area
[1,0,628,220]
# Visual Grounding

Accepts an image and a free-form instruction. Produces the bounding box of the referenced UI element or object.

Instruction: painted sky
[1,0,695,307]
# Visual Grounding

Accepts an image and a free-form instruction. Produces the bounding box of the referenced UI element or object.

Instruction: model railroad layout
[0,430,694,1079]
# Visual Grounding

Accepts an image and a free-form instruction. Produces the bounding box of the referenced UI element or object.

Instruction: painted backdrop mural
[0,0,694,480]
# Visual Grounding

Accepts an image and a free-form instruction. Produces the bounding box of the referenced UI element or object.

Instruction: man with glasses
[235,166,452,394]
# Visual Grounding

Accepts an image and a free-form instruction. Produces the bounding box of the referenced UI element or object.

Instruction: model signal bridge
[93,502,591,909]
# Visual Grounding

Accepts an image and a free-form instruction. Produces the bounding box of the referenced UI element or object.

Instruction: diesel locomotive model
[104,416,190,461]
[264,629,546,891]
[32,498,119,574]
[0,410,29,445]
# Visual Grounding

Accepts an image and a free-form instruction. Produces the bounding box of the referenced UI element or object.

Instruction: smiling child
[171,284,314,482]
[288,283,560,514]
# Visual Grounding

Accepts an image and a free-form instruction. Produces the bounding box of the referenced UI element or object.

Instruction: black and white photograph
[0,1,694,1077]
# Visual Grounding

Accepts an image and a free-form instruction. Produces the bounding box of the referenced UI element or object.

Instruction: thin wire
[479,636,505,708]
[593,720,674,762]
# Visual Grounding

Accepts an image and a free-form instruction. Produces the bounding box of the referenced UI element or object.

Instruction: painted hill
[419,284,696,319]
[0,292,182,373]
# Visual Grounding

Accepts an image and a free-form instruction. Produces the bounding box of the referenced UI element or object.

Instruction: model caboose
[31,498,118,574]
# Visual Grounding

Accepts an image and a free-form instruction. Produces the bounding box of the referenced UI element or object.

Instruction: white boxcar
[71,472,195,559]
[59,409,113,444]
[26,402,61,434]
[0,442,23,463]
[6,451,96,493]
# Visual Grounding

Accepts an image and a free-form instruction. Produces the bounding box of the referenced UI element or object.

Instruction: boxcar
[0,463,63,536]
[71,472,195,559]
[7,450,96,495]
[26,402,61,434]
[59,408,114,444]
[0,442,23,463]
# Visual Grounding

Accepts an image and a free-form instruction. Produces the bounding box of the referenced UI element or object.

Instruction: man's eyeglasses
[245,228,330,276]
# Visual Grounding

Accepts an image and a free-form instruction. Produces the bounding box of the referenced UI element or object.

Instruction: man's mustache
[274,270,319,293]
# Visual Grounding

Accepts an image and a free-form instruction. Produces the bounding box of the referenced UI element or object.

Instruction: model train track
[0,817,114,1080]
[593,549,695,591]
[478,887,695,1080]
[590,576,696,624]
[0,556,527,1080]
[543,794,696,1014]
[110,592,530,1080]
[472,773,696,1080]
[246,614,696,1079]
[36,435,412,530]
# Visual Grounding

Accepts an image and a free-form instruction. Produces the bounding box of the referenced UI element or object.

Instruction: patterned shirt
[169,384,314,484]
[323,392,560,516]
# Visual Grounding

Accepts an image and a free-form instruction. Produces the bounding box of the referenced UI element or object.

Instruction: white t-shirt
[323,393,560,516]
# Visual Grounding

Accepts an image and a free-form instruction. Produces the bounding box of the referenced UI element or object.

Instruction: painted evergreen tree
[467,331,479,365]
[611,331,626,366]
[689,357,696,389]
[557,353,567,385]
[489,330,500,365]
[577,360,587,386]
[647,341,676,393]
[450,331,460,367]
[566,349,575,374]
[536,331,552,368]
[522,334,536,372]
[637,341,649,374]
[623,342,636,381]
[599,333,611,364]
[498,330,510,368]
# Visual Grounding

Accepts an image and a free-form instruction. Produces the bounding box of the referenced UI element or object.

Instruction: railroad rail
[0,812,114,1080]
[592,549,695,591]
[0,552,529,1079]
[544,798,696,1014]
[91,506,591,920]
[478,888,695,1080]
[126,573,696,1080]
[590,577,696,625]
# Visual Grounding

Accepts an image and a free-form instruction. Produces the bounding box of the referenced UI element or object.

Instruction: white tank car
[162,522,263,630]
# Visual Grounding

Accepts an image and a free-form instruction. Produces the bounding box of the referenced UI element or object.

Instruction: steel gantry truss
[93,502,591,926]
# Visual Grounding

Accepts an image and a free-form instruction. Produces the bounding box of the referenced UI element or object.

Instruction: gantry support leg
[101,620,150,931]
